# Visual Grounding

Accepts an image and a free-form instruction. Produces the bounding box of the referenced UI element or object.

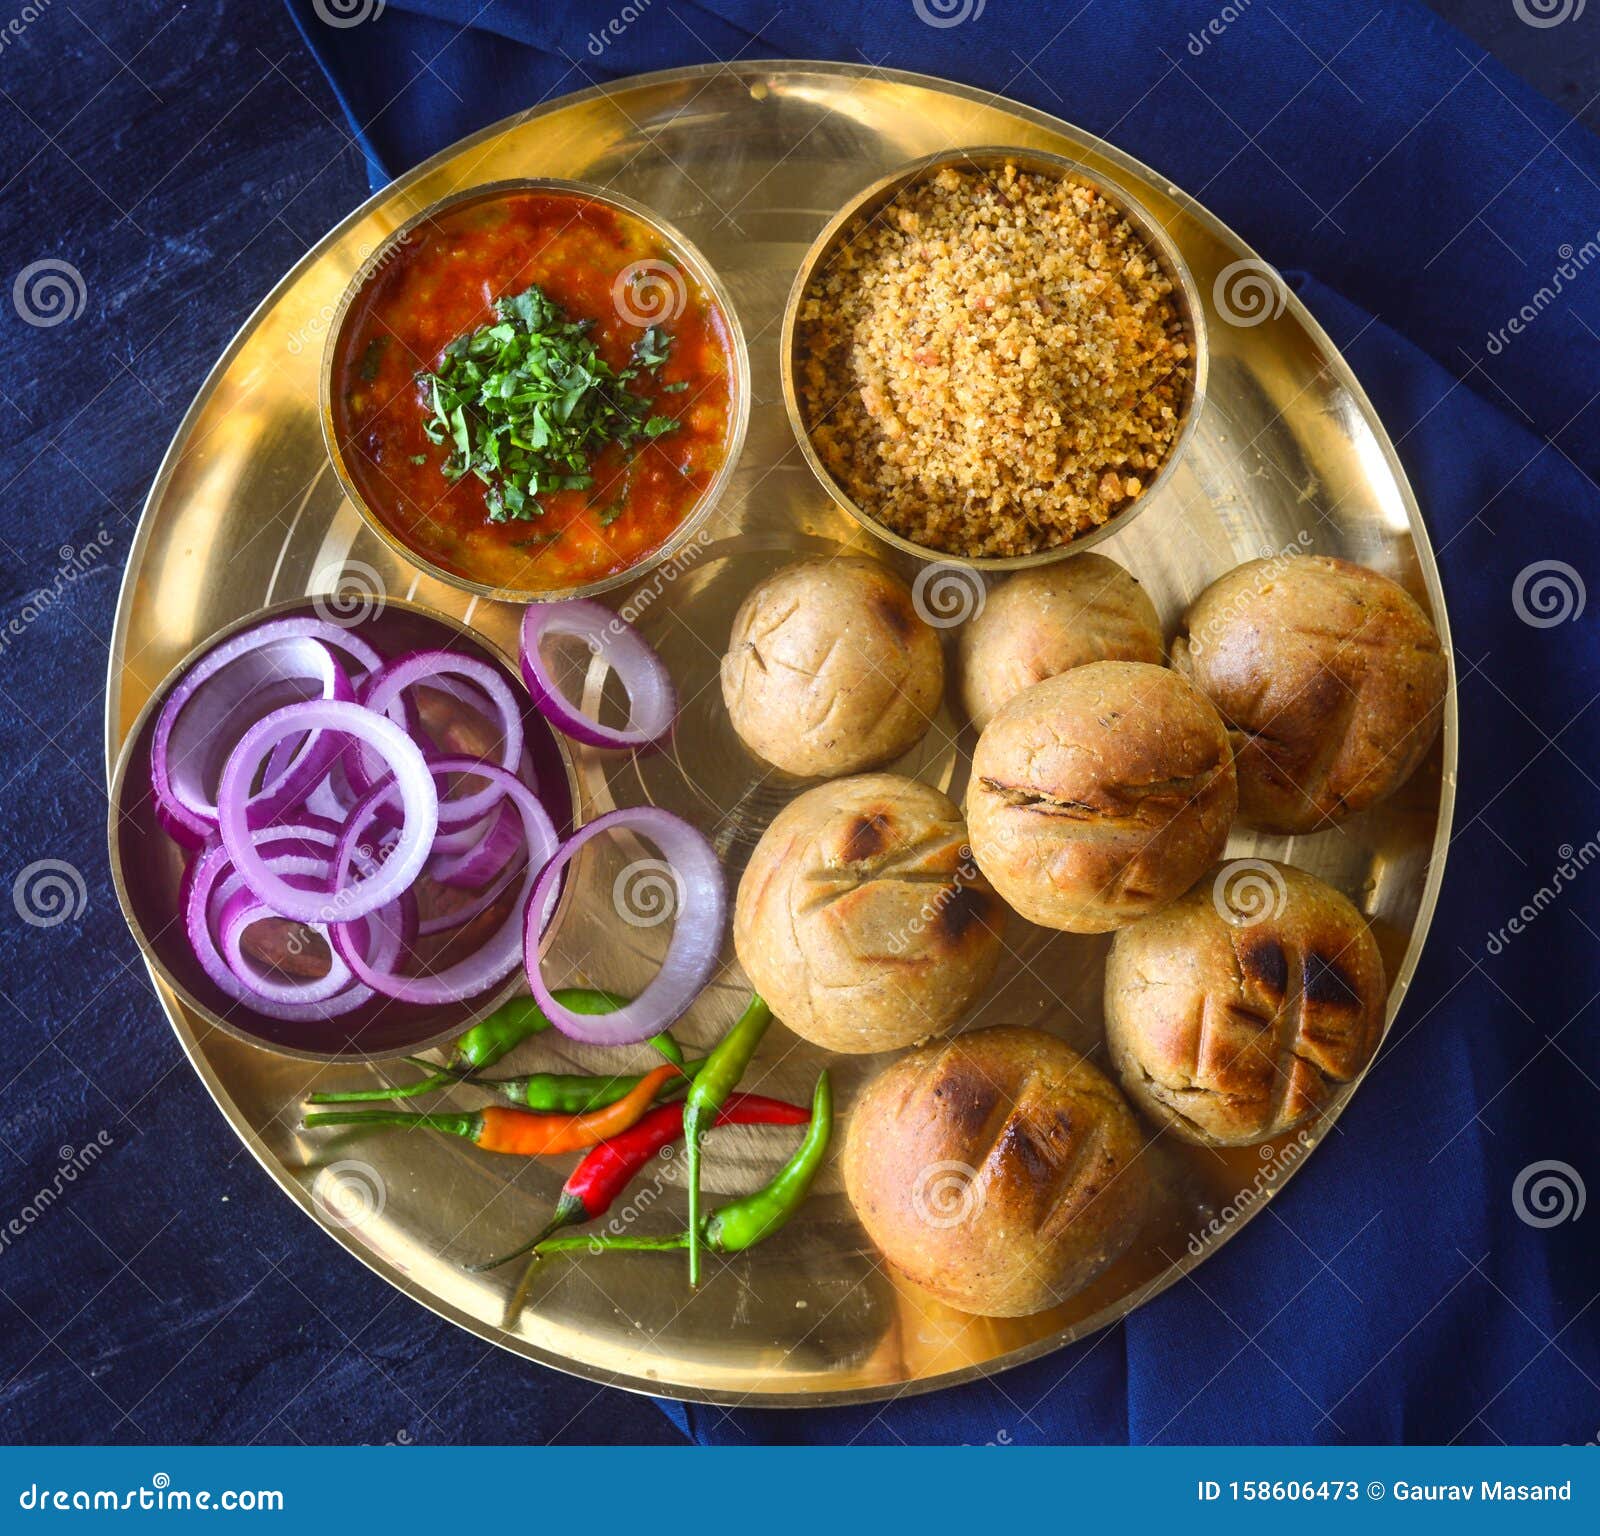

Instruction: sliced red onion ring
[329,758,559,1006]
[520,600,676,750]
[216,879,358,1006]
[421,746,542,859]
[428,797,524,889]
[300,758,359,823]
[154,616,582,1031]
[424,800,500,856]
[153,638,348,846]
[338,757,513,863]
[523,806,725,1046]
[150,618,380,847]
[198,822,337,924]
[181,836,380,1023]
[217,700,438,925]
[351,651,524,825]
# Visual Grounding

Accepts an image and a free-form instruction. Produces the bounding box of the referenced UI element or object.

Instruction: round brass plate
[104,62,1455,1408]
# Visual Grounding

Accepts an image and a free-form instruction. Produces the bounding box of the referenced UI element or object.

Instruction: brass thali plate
[105,62,1456,1407]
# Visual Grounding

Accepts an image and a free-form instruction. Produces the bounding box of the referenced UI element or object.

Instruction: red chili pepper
[473,1091,808,1280]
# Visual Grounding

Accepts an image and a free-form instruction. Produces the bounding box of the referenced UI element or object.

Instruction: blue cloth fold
[288,0,1600,1445]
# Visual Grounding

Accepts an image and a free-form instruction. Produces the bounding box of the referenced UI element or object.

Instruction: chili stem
[469,1204,581,1274]
[538,1233,690,1255]
[306,1070,454,1105]
[302,1109,480,1138]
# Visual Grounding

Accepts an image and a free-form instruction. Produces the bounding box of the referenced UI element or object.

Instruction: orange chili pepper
[302,1063,680,1156]
[475,1065,680,1154]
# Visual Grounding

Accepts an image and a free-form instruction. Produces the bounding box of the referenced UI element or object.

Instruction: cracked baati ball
[1171,555,1446,834]
[1104,860,1386,1145]
[958,555,1164,732]
[720,556,944,777]
[965,661,1236,932]
[733,773,1005,1053]
[842,1025,1152,1317]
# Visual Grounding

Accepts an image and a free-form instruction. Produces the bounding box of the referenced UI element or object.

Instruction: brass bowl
[780,146,1208,570]
[107,596,579,1062]
[320,178,752,604]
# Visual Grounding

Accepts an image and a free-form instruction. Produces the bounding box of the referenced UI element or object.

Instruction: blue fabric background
[0,0,1594,1446]
[285,0,1600,1446]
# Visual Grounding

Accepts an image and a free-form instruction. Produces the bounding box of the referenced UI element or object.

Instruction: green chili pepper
[307,1056,705,1114]
[453,988,679,1072]
[463,1056,706,1114]
[307,988,686,1108]
[451,995,562,1072]
[704,1070,831,1253]
[531,1071,832,1261]
[682,994,772,1286]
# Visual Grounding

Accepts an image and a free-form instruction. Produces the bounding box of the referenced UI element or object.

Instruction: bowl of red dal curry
[322,180,748,601]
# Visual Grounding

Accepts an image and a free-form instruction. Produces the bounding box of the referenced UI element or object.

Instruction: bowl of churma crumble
[782,147,1206,565]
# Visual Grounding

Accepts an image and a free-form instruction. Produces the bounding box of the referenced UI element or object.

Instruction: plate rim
[103,57,1458,1411]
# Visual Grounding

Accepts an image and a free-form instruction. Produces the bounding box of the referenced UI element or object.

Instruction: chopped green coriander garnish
[416,284,681,524]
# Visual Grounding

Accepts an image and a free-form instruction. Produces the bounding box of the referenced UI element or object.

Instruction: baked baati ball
[1104,860,1386,1145]
[734,773,1005,1053]
[958,555,1164,731]
[843,1025,1152,1317]
[966,661,1236,932]
[720,556,944,778]
[1171,554,1446,834]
